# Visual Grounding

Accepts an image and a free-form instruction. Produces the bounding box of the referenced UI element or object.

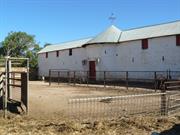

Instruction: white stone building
[38,21,180,80]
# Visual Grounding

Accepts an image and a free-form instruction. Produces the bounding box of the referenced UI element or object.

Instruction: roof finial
[108,13,116,24]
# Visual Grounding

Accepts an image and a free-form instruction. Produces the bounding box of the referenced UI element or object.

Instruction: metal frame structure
[0,57,29,118]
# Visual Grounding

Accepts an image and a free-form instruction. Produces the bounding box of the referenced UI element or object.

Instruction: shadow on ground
[0,96,21,114]
[160,124,180,135]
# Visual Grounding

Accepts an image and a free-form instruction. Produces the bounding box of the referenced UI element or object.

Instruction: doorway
[89,61,96,80]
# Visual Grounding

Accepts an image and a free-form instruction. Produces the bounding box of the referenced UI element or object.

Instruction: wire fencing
[68,93,168,121]
[168,92,180,115]
[49,70,180,90]
[48,69,180,120]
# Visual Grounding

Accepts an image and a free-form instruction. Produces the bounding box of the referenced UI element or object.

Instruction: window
[46,52,48,58]
[176,35,180,46]
[69,49,72,56]
[142,39,148,49]
[132,57,134,63]
[56,51,59,57]
[162,56,165,62]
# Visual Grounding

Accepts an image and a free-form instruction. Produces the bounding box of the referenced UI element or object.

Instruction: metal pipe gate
[0,57,29,118]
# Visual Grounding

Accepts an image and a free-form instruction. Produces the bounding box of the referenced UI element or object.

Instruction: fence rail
[168,92,180,115]
[0,57,29,118]
[49,70,180,90]
[68,92,169,120]
[67,91,180,121]
[49,70,180,120]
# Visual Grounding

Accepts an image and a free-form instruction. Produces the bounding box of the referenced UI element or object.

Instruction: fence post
[26,58,29,114]
[68,71,70,85]
[161,85,167,116]
[4,56,8,118]
[21,72,28,114]
[7,59,12,99]
[169,70,171,80]
[74,71,76,86]
[58,71,60,85]
[49,69,51,86]
[154,72,157,92]
[166,70,168,80]
[87,71,89,86]
[126,71,128,90]
[104,71,106,88]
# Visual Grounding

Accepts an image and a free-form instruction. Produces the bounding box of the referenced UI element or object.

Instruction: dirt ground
[27,81,154,119]
[0,81,179,135]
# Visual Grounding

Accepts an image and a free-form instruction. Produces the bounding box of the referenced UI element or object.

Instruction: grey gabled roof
[38,20,180,54]
[120,20,180,42]
[38,38,92,54]
[86,25,122,45]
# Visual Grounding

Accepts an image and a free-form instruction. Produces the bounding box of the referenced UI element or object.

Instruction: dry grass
[0,114,179,135]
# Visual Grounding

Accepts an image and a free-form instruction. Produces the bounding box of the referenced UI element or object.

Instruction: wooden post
[154,72,157,92]
[26,59,29,114]
[7,59,12,99]
[3,57,8,118]
[21,72,28,114]
[7,59,10,99]
[126,71,128,90]
[49,69,51,86]
[104,71,106,88]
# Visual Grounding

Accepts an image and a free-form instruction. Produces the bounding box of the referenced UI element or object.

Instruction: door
[89,61,96,80]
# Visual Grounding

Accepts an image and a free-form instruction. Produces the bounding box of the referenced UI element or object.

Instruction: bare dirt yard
[28,81,154,119]
[0,81,179,135]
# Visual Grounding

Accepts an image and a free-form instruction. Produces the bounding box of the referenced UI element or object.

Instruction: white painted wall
[116,36,180,71]
[38,35,180,79]
[115,36,180,79]
[38,47,86,77]
[85,44,117,71]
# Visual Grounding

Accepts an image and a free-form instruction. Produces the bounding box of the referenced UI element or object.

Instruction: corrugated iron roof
[38,20,180,53]
[86,25,122,44]
[120,20,180,42]
[38,38,92,54]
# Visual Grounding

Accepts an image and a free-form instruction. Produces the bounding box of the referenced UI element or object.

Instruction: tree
[2,31,36,56]
[26,44,42,69]
[0,42,3,57]
[1,31,42,80]
[1,31,42,77]
[1,31,42,68]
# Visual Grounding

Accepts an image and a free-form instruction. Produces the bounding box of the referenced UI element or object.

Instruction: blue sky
[0,0,180,47]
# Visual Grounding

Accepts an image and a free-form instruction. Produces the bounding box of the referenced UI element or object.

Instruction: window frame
[56,51,59,57]
[176,35,180,46]
[69,49,72,56]
[141,39,148,50]
[46,52,48,58]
